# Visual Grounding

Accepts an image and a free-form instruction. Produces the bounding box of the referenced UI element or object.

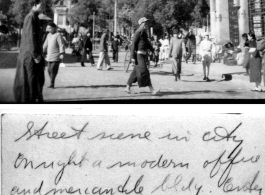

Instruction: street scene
[0,0,265,102]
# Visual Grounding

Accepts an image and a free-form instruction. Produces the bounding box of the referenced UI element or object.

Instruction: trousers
[48,61,60,86]
[97,51,111,69]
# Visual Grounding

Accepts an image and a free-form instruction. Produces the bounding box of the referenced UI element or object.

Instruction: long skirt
[249,55,262,83]
[127,54,151,87]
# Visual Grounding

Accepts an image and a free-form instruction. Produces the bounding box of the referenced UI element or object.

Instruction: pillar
[215,0,230,42]
[210,0,216,37]
[238,0,249,48]
[114,0,117,36]
[54,11,58,25]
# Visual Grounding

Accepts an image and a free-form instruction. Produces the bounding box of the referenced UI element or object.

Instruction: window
[58,15,64,25]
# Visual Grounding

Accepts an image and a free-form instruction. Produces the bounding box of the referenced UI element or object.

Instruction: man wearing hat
[125,17,160,95]
[200,32,213,81]
[97,29,113,70]
[169,28,186,81]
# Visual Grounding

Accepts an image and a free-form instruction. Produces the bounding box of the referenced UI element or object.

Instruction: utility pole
[93,12,95,50]
[114,0,117,36]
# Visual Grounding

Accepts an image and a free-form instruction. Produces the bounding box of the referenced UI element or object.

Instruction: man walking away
[125,17,160,95]
[185,29,196,64]
[13,0,45,103]
[200,32,213,81]
[97,29,113,70]
[79,32,95,67]
[169,29,186,81]
[43,22,65,89]
[112,36,119,62]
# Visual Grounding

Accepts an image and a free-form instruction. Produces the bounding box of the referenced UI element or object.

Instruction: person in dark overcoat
[79,32,95,67]
[124,17,160,95]
[111,36,119,62]
[13,0,45,103]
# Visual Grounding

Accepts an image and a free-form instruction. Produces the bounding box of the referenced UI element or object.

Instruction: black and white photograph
[0,0,265,102]
[0,106,265,195]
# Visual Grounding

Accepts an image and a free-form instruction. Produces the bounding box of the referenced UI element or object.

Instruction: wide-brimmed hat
[138,17,149,25]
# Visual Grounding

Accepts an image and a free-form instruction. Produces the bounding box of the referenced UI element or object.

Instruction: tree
[69,0,99,27]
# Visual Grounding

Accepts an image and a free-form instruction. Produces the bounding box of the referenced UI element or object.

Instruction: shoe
[203,77,207,81]
[107,67,114,71]
[47,85,54,89]
[252,88,263,92]
[206,77,211,82]
[175,76,178,82]
[124,89,137,94]
[91,64,95,67]
[81,63,85,67]
[97,68,102,71]
[151,88,161,96]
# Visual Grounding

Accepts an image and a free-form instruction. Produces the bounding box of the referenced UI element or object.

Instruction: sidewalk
[0,48,264,102]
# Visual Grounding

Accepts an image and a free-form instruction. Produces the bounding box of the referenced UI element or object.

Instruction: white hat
[138,17,149,25]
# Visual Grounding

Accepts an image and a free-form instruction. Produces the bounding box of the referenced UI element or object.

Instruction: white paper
[1,114,264,195]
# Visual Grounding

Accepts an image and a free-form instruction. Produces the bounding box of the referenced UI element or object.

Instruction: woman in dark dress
[242,33,250,74]
[248,32,262,92]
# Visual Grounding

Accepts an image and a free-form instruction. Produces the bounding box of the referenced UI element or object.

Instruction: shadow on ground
[55,84,127,89]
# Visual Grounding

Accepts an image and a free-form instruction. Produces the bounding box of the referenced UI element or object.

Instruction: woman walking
[248,32,262,92]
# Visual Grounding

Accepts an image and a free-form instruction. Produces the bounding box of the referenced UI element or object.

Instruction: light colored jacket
[43,32,65,62]
[169,36,186,58]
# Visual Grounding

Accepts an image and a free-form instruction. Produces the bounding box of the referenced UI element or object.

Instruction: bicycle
[124,49,133,72]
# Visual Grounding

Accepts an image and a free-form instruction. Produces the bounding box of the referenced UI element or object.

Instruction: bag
[257,38,265,51]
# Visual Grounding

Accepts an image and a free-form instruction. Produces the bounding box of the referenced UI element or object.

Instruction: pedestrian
[96,29,113,70]
[200,32,213,81]
[71,33,80,56]
[43,22,65,89]
[185,29,196,64]
[111,36,119,62]
[248,32,262,92]
[152,38,162,67]
[79,32,95,67]
[162,35,170,60]
[124,17,160,95]
[242,33,250,74]
[168,29,186,81]
[13,0,45,103]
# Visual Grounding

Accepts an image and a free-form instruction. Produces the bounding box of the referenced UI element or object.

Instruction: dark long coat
[79,35,93,62]
[13,10,45,102]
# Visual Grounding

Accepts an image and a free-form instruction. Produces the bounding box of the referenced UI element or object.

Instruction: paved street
[0,49,265,103]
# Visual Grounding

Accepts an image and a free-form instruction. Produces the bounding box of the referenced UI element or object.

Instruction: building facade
[210,0,265,47]
[53,0,71,29]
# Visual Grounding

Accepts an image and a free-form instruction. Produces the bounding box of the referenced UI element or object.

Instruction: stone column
[210,0,216,37]
[238,0,249,48]
[54,10,58,25]
[215,0,230,42]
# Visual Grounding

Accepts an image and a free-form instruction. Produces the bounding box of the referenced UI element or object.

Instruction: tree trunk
[17,23,22,48]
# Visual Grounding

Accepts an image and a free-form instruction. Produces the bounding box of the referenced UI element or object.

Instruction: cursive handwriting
[11,175,145,195]
[87,131,151,141]
[151,174,203,195]
[107,154,189,169]
[14,151,89,185]
[158,131,191,142]
[203,123,262,194]
[15,122,88,142]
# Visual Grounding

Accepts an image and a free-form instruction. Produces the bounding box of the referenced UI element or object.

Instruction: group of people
[12,0,265,102]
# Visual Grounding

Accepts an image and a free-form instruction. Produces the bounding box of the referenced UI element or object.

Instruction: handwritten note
[1,114,264,195]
